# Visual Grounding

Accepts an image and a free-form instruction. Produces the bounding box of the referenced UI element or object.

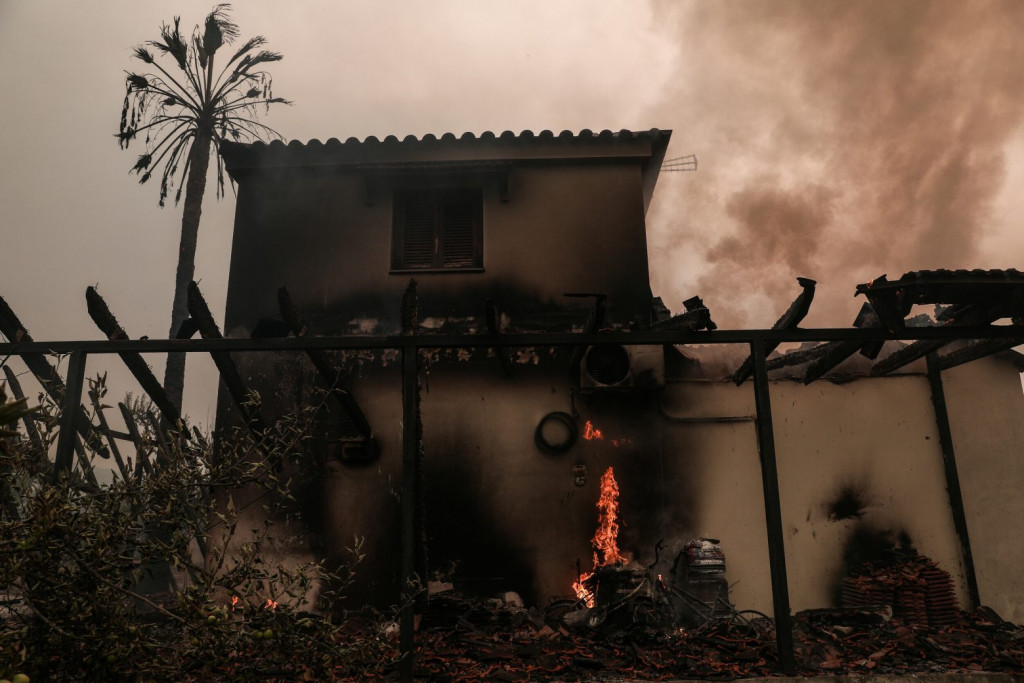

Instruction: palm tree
[118,4,289,414]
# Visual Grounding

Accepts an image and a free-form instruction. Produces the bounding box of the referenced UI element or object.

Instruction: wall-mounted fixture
[535,411,578,454]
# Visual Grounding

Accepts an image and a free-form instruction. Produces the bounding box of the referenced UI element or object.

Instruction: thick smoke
[646,0,1024,327]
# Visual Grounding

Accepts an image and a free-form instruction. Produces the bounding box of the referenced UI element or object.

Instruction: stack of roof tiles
[841,555,958,627]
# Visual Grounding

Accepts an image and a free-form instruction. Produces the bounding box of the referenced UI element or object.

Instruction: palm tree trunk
[163,132,212,414]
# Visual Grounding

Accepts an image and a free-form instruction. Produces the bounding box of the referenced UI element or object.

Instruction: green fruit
[190,637,199,646]
[206,615,218,624]
[106,654,117,664]
[13,675,30,683]
[1,678,13,683]
[263,629,273,640]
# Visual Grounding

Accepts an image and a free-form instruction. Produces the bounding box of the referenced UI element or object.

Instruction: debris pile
[793,606,1024,675]
[340,590,1024,681]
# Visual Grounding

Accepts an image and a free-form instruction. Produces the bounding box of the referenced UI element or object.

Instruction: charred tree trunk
[163,133,213,413]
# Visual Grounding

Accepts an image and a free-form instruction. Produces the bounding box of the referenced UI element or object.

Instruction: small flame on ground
[230,596,239,610]
[572,466,625,607]
[265,598,278,610]
[582,420,604,440]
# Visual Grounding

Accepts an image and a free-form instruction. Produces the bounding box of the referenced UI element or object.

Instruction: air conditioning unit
[579,344,665,392]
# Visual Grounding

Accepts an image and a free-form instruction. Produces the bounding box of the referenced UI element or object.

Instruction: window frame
[390,186,484,273]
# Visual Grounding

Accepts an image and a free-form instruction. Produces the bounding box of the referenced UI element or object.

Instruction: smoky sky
[1,1,1023,420]
[647,0,1024,327]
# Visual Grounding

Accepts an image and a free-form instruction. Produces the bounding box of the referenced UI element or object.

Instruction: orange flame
[582,420,603,440]
[572,466,625,607]
[265,598,278,610]
[230,596,239,610]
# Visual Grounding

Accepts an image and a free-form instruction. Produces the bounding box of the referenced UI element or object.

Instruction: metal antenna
[662,154,698,173]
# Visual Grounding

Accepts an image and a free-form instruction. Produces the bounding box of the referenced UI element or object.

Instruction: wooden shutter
[439,191,480,268]
[398,192,436,269]
[392,187,482,271]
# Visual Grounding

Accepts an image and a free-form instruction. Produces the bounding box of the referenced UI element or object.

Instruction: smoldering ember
[3,128,1024,681]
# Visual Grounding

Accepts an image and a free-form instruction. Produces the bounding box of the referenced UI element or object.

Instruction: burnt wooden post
[2,365,43,453]
[400,338,418,683]
[53,350,87,482]
[926,353,981,608]
[399,281,420,683]
[750,337,796,674]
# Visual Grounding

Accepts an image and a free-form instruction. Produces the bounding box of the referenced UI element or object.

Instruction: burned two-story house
[217,129,1024,623]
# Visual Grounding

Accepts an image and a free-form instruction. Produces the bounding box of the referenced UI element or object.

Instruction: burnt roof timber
[937,335,1024,371]
[732,277,817,385]
[871,303,1005,376]
[856,269,1024,332]
[801,303,883,383]
[764,343,833,370]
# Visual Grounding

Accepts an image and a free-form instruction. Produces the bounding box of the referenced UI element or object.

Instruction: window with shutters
[391,187,483,272]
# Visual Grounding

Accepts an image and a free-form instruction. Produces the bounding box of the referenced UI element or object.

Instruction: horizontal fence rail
[3,324,1024,355]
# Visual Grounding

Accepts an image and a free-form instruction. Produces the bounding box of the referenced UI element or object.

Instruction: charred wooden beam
[926,354,980,609]
[733,278,816,385]
[855,274,908,332]
[652,295,717,332]
[403,284,428,585]
[399,281,425,683]
[277,287,373,438]
[872,305,1003,376]
[2,365,43,453]
[86,287,181,426]
[0,295,107,458]
[485,299,514,377]
[857,269,1024,333]
[53,350,87,481]
[765,342,832,370]
[802,304,883,384]
[937,324,1024,370]
[750,337,796,674]
[186,282,263,431]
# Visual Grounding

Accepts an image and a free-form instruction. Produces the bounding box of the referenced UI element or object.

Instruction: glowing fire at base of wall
[573,465,626,607]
